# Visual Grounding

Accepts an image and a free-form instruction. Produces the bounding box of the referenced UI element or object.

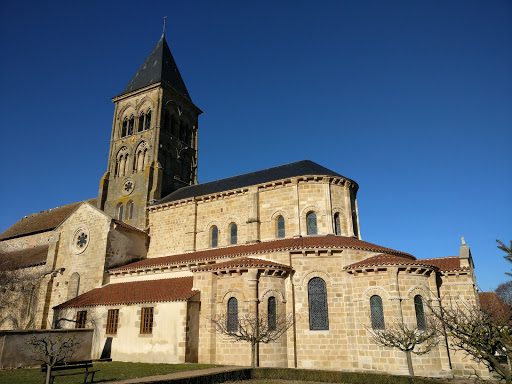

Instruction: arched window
[128,201,134,220]
[306,211,317,235]
[230,223,237,245]
[308,277,328,330]
[67,272,80,300]
[277,215,285,238]
[180,123,187,142]
[334,213,341,235]
[268,296,277,331]
[144,111,151,131]
[128,117,134,136]
[227,297,238,333]
[121,119,128,137]
[117,204,123,220]
[138,114,144,133]
[414,295,426,330]
[370,295,385,330]
[211,226,218,248]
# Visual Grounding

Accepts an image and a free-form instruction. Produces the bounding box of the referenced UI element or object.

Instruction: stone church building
[0,33,484,378]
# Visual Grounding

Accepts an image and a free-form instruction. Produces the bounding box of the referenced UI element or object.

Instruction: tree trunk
[45,365,52,384]
[406,350,414,376]
[251,343,256,368]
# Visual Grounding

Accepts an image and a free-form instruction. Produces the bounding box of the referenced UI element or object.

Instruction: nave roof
[156,160,356,205]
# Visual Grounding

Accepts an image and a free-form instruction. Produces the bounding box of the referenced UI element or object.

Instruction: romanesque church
[0,33,484,378]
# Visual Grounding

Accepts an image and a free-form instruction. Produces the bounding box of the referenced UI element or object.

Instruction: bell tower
[98,33,202,229]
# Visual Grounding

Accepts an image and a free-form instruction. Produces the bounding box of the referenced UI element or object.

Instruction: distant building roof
[192,257,292,273]
[479,291,511,321]
[156,160,356,205]
[117,34,191,100]
[0,198,97,241]
[54,277,197,308]
[110,235,413,273]
[0,245,48,269]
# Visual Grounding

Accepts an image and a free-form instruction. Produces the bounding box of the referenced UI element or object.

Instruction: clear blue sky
[0,1,510,291]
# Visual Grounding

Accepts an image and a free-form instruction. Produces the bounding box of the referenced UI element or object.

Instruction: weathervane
[162,16,167,37]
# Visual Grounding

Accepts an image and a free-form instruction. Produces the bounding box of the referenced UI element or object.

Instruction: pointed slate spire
[117,34,191,100]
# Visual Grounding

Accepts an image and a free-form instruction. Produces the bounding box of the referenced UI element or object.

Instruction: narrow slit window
[277,216,285,238]
[140,307,154,334]
[106,309,119,334]
[227,297,238,333]
[334,213,341,235]
[370,295,385,330]
[211,226,218,248]
[121,120,128,137]
[306,212,317,235]
[230,223,237,245]
[308,277,328,330]
[414,295,426,330]
[118,204,123,220]
[128,202,134,219]
[268,296,277,331]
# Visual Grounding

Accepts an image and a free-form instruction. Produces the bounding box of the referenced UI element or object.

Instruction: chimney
[459,236,474,268]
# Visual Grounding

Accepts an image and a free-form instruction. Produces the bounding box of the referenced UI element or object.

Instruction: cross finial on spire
[162,16,167,37]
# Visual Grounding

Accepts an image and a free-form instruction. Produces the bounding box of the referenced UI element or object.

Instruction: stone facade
[0,33,488,380]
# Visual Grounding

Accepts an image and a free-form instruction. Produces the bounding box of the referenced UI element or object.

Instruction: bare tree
[210,312,295,367]
[365,318,438,376]
[23,333,82,384]
[496,281,512,306]
[429,296,512,384]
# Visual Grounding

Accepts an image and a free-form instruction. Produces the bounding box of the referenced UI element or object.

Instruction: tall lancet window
[230,223,237,245]
[308,277,328,330]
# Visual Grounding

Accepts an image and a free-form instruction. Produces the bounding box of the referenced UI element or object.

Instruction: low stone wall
[0,329,93,368]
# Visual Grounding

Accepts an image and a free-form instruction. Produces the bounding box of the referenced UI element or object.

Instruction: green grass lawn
[0,361,220,384]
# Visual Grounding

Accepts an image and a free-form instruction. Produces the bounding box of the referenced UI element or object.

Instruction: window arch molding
[259,288,286,303]
[220,289,246,304]
[299,270,333,290]
[362,286,390,302]
[135,96,155,113]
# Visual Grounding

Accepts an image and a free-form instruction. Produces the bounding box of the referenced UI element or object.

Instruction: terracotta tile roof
[54,277,197,309]
[344,254,435,270]
[110,236,414,273]
[192,257,292,273]
[420,256,469,272]
[479,292,511,321]
[113,220,146,234]
[0,245,48,269]
[0,198,97,241]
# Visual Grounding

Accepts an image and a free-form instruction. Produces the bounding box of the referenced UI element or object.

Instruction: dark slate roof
[0,198,97,241]
[155,160,355,205]
[117,34,190,100]
[0,245,48,269]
